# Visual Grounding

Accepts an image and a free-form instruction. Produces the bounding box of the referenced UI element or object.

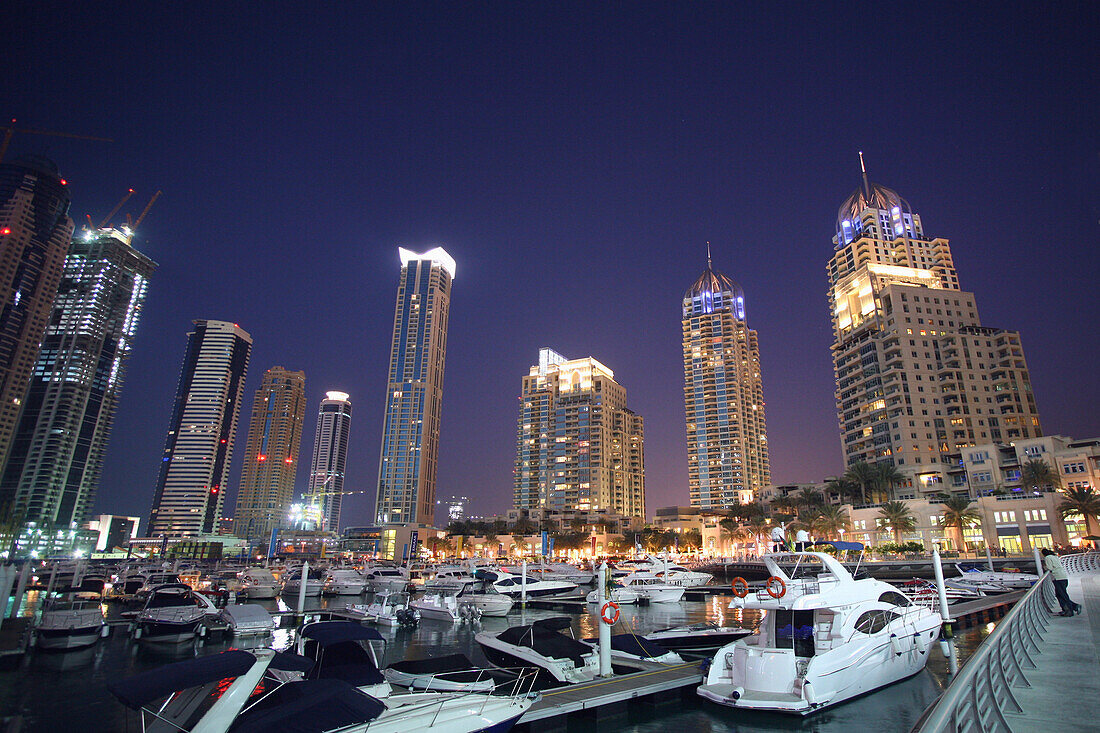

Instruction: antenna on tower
[706,241,712,269]
[858,150,871,198]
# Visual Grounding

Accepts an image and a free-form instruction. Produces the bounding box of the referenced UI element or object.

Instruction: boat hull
[137,618,202,643]
[36,626,101,650]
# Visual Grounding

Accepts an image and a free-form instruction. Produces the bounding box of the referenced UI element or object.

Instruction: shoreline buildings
[0,225,155,528]
[514,347,646,520]
[0,156,74,520]
[375,247,455,527]
[233,367,306,542]
[147,320,252,537]
[306,390,352,531]
[828,156,1042,495]
[682,251,770,510]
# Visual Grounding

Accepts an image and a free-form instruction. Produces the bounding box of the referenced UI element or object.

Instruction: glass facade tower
[306,390,352,532]
[375,247,454,527]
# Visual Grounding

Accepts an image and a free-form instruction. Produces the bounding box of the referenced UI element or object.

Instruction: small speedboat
[952,563,1038,592]
[895,578,984,608]
[238,567,279,599]
[476,616,599,687]
[438,579,514,616]
[411,588,481,622]
[617,573,685,603]
[474,568,577,599]
[582,634,684,665]
[296,621,391,698]
[644,622,752,653]
[345,591,420,627]
[36,596,106,650]
[135,583,218,643]
[219,603,276,636]
[384,654,500,692]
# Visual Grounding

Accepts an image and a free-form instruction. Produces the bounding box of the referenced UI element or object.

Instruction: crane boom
[133,191,161,229]
[99,188,135,228]
[0,119,113,164]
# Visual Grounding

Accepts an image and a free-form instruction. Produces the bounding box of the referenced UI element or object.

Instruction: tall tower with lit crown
[375,247,454,526]
[233,367,307,541]
[682,248,769,509]
[306,391,352,531]
[828,154,1042,495]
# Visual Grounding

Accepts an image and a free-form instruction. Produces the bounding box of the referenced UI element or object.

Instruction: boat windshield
[147,591,195,609]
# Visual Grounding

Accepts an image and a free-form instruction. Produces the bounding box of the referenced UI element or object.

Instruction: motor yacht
[585,582,641,605]
[476,616,600,688]
[523,562,595,586]
[643,622,752,653]
[107,647,536,733]
[617,573,685,602]
[446,579,515,616]
[474,568,576,599]
[281,567,324,597]
[35,596,106,650]
[322,568,369,595]
[134,583,219,643]
[363,565,411,593]
[952,562,1038,592]
[697,551,942,715]
[135,571,182,598]
[238,567,279,599]
[219,603,276,636]
[411,587,482,622]
[345,590,420,627]
[895,578,984,608]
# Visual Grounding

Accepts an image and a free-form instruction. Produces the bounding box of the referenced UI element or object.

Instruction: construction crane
[98,188,135,228]
[132,190,161,228]
[0,118,112,165]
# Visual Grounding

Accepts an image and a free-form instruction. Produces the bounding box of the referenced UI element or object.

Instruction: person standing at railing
[1041,548,1082,616]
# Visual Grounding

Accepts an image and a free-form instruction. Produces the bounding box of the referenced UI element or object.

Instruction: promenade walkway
[1004,573,1100,733]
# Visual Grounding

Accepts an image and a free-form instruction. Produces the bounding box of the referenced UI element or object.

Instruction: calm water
[0,590,991,732]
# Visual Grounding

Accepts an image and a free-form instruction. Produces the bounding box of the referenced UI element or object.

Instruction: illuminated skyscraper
[0,156,74,518]
[829,154,1042,495]
[233,367,307,541]
[148,320,251,537]
[515,348,646,519]
[0,225,155,527]
[306,390,352,531]
[682,251,770,509]
[375,247,454,526]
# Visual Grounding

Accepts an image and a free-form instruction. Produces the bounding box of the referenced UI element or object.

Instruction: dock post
[1033,547,1044,576]
[985,544,995,571]
[297,561,310,623]
[521,560,527,606]
[0,565,14,628]
[597,561,612,677]
[932,547,957,674]
[10,563,30,619]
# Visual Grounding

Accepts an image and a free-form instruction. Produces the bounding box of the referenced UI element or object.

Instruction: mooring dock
[514,660,704,730]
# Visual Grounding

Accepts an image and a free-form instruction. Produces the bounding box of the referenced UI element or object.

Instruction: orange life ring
[731,577,750,597]
[765,576,786,599]
[600,601,620,625]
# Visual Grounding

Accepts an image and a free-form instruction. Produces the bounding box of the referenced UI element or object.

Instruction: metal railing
[911,572,1059,733]
[1061,551,1100,575]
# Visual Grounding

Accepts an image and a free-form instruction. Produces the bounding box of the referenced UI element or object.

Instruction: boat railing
[425,668,541,726]
[909,572,1058,733]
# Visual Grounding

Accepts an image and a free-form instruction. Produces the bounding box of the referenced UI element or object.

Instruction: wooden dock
[514,661,704,730]
[944,588,1026,628]
[0,618,33,664]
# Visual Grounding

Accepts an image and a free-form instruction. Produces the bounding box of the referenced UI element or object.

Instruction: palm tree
[938,495,981,551]
[512,517,537,535]
[483,531,499,556]
[824,478,860,504]
[843,461,879,505]
[425,536,454,558]
[874,463,906,503]
[1058,486,1100,537]
[796,488,824,509]
[744,518,771,555]
[771,495,797,516]
[511,535,530,556]
[877,500,917,544]
[812,505,850,540]
[1020,458,1061,493]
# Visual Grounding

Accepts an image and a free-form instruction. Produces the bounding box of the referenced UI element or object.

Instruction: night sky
[6,3,1097,524]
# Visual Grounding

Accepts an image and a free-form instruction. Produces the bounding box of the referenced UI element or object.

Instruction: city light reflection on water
[0,591,992,732]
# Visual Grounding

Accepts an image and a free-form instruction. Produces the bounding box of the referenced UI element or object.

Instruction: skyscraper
[233,367,307,542]
[306,390,352,532]
[375,247,455,527]
[0,156,74,517]
[0,225,155,527]
[828,155,1042,494]
[148,320,252,538]
[682,252,770,509]
[515,348,646,519]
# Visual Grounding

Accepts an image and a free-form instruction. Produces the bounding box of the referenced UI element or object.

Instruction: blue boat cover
[108,650,256,709]
[228,679,385,733]
[270,651,314,674]
[532,616,572,631]
[809,540,865,551]
[388,653,475,675]
[300,621,384,646]
[609,634,672,658]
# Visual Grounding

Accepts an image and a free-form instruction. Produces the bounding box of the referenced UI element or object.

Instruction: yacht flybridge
[698,552,942,715]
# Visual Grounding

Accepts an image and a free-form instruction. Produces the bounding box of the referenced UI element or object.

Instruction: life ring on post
[600,601,620,625]
[731,577,750,598]
[765,576,787,599]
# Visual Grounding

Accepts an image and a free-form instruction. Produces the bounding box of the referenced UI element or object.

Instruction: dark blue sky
[6,3,1098,523]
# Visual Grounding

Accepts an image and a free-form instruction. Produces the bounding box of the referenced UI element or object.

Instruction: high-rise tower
[0,225,155,527]
[375,247,454,527]
[233,367,307,542]
[0,156,74,517]
[828,154,1042,494]
[306,391,352,532]
[148,320,252,538]
[682,251,770,509]
[515,348,646,519]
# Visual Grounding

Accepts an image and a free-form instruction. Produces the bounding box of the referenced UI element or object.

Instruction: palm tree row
[841,461,905,504]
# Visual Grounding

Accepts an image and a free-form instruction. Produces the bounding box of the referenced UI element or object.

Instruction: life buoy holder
[765,576,787,599]
[600,601,620,625]
[731,577,750,597]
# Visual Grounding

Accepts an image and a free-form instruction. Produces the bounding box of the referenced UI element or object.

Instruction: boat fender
[802,681,816,705]
[730,686,744,701]
[889,633,902,655]
[133,626,141,639]
[101,625,111,638]
[913,631,927,654]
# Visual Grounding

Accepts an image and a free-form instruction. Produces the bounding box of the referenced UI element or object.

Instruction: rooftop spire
[706,241,712,269]
[858,150,871,199]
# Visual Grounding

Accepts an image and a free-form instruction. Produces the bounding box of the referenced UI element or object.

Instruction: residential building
[147,320,252,538]
[514,347,646,519]
[828,155,1042,493]
[375,247,455,527]
[82,514,141,552]
[0,156,74,512]
[0,226,155,528]
[233,367,307,542]
[682,251,770,509]
[305,390,352,531]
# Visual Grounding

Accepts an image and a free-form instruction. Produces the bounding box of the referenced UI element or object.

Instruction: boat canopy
[229,679,385,733]
[532,616,572,632]
[300,621,384,646]
[810,540,866,551]
[108,650,256,709]
[271,651,315,674]
[609,634,673,658]
[387,653,476,675]
[498,619,591,664]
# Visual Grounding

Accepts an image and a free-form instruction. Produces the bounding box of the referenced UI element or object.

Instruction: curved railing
[911,572,1059,733]
[1061,551,1100,575]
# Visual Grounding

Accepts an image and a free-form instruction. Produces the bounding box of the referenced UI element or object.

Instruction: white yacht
[345,590,420,627]
[697,552,942,715]
[281,567,324,597]
[585,584,641,605]
[412,587,481,622]
[322,568,369,595]
[441,579,514,616]
[952,562,1038,592]
[476,617,600,688]
[525,562,595,586]
[617,573,685,603]
[219,604,276,636]
[134,583,219,643]
[363,565,411,593]
[474,568,576,599]
[238,567,279,599]
[36,596,106,649]
[652,566,713,588]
